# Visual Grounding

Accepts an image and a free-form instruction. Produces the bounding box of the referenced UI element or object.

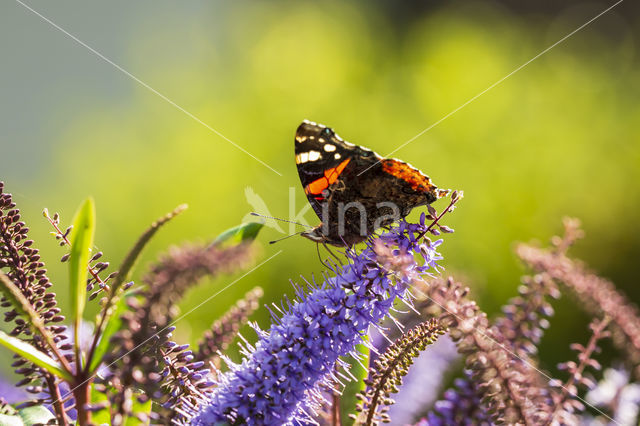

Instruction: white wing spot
[334,153,341,160]
[309,151,322,161]
[299,152,309,163]
[324,144,336,152]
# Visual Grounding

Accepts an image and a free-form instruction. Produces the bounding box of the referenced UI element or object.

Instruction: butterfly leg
[323,242,345,268]
[316,242,334,269]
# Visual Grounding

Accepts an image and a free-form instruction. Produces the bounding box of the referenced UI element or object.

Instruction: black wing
[295,120,372,220]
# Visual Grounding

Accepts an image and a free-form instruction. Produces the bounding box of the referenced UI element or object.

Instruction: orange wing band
[381,159,435,193]
[304,158,351,195]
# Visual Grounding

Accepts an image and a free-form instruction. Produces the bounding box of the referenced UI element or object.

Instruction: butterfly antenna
[269,231,304,245]
[251,212,314,229]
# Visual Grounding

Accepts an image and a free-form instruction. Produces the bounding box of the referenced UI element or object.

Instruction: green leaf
[0,331,73,381]
[87,205,187,373]
[0,414,23,426]
[89,384,151,426]
[123,393,152,426]
[0,272,67,370]
[68,197,96,329]
[90,383,111,425]
[88,290,135,373]
[17,406,55,425]
[0,402,17,416]
[213,222,264,245]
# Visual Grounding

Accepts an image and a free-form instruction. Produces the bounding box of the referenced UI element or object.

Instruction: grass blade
[0,330,73,381]
[0,271,73,374]
[87,290,134,373]
[68,197,96,368]
[86,204,187,373]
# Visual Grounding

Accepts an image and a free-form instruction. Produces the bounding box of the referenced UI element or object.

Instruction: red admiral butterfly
[296,120,449,246]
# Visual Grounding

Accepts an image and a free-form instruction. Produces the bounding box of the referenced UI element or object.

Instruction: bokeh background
[1,0,639,410]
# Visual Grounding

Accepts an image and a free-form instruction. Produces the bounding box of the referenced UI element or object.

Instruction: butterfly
[295,120,449,246]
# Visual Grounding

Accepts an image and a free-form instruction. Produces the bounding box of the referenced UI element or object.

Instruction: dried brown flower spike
[354,319,444,425]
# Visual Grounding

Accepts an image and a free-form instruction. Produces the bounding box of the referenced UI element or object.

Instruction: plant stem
[331,391,341,426]
[45,374,69,426]
[549,317,610,422]
[83,204,187,374]
[416,195,460,241]
[72,378,91,426]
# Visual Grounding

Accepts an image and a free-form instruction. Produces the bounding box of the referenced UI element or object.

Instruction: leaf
[124,393,152,426]
[213,222,264,245]
[88,290,135,373]
[89,385,151,426]
[0,272,66,368]
[17,405,56,424]
[68,197,96,329]
[0,414,23,426]
[90,383,111,425]
[0,331,73,381]
[88,205,187,373]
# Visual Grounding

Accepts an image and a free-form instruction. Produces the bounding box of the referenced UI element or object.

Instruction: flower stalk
[1,182,638,425]
[355,319,445,425]
[549,317,611,424]
[188,206,456,424]
[517,220,640,378]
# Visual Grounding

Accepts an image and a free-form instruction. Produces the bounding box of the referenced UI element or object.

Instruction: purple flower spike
[188,219,447,425]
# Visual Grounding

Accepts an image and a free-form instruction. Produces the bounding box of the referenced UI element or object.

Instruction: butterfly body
[295,120,448,246]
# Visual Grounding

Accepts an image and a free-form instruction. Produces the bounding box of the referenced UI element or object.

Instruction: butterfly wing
[295,120,370,220]
[295,120,448,246]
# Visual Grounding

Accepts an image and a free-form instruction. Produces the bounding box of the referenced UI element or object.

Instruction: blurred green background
[1,0,639,399]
